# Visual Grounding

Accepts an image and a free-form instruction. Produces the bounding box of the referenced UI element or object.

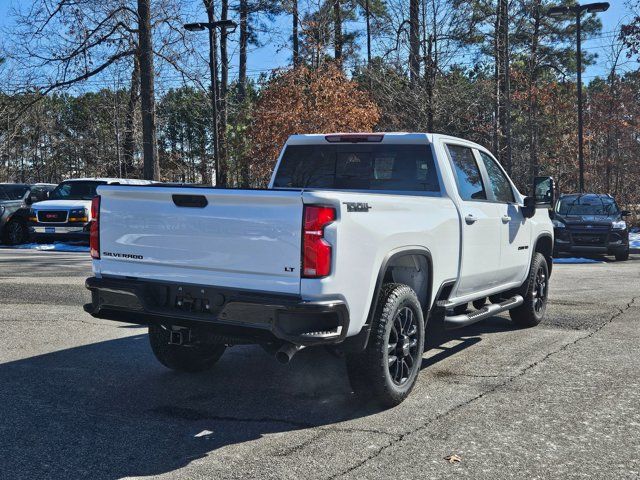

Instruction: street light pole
[184,20,237,186]
[575,10,584,193]
[547,2,609,193]
[206,18,220,186]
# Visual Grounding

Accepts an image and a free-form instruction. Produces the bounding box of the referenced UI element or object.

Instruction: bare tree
[138,0,159,180]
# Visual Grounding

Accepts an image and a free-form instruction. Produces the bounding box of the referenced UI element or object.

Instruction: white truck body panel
[95,188,304,295]
[299,190,459,336]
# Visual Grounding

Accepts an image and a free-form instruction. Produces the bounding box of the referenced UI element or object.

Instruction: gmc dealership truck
[84,133,555,406]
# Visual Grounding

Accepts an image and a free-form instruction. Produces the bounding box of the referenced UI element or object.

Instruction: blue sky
[0,0,636,88]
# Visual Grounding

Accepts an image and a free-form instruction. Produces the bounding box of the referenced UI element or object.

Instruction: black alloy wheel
[387,306,420,386]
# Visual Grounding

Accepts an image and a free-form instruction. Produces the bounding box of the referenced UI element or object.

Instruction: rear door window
[478,151,515,203]
[273,144,440,193]
[446,145,486,201]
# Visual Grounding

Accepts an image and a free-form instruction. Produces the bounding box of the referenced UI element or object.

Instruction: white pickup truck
[84,133,555,406]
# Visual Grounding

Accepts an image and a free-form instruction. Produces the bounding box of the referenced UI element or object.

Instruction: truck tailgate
[96,186,303,294]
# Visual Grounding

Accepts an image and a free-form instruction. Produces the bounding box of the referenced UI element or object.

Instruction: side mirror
[522,196,536,218]
[533,176,555,206]
[620,210,631,217]
[25,195,33,205]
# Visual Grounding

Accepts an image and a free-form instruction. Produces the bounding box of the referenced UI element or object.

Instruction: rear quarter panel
[300,190,460,336]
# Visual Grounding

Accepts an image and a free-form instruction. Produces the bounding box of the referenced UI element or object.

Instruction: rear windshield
[273,144,440,193]
[0,185,29,201]
[49,181,107,201]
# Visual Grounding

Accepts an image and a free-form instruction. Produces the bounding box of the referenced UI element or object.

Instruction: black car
[0,183,56,245]
[552,193,631,261]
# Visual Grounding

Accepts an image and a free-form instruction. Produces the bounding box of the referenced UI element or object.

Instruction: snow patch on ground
[0,242,89,253]
[553,257,604,264]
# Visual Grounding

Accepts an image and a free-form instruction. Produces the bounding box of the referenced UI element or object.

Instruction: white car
[84,133,554,406]
[29,178,154,242]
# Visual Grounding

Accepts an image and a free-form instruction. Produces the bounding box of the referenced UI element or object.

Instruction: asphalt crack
[327,295,638,479]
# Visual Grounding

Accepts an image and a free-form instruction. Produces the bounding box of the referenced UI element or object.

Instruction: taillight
[302,205,335,278]
[90,196,100,259]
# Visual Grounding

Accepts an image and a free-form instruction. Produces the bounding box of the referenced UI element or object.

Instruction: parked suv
[0,183,56,245]
[29,178,154,243]
[552,193,630,261]
[84,133,555,406]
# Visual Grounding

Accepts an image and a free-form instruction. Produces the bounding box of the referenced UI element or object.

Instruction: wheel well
[534,235,553,276]
[379,252,432,314]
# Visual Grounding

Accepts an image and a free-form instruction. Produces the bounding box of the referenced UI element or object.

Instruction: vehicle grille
[37,211,68,223]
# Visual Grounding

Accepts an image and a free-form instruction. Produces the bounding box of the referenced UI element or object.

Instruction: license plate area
[573,234,605,245]
[45,227,56,234]
[170,285,226,315]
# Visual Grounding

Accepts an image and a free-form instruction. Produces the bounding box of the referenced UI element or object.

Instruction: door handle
[465,214,477,225]
[501,215,511,223]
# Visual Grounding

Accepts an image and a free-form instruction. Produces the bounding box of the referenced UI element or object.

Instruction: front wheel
[149,325,226,372]
[615,249,629,261]
[2,220,29,245]
[346,283,425,407]
[509,253,549,328]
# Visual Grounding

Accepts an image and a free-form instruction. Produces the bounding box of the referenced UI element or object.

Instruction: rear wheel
[2,219,29,245]
[346,283,425,407]
[509,253,549,328]
[148,325,226,372]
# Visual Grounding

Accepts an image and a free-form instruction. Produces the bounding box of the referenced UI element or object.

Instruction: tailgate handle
[172,194,208,208]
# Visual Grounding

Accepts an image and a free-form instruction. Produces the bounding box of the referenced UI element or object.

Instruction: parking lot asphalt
[0,249,639,479]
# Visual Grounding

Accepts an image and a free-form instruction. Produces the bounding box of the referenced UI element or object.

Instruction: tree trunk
[365,0,371,64]
[292,0,299,66]
[334,0,342,62]
[239,0,250,187]
[409,0,420,86]
[528,0,541,185]
[239,0,248,100]
[122,54,140,177]
[493,0,511,173]
[137,0,159,181]
[219,0,229,186]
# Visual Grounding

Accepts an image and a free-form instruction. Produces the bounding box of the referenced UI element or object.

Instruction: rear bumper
[84,276,349,346]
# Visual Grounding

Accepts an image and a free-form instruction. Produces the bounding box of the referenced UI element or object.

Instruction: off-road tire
[509,253,549,328]
[149,325,226,372]
[346,283,425,407]
[472,298,487,310]
[2,219,28,245]
[615,249,629,261]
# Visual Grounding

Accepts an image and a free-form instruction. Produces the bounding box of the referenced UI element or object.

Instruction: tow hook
[168,327,191,346]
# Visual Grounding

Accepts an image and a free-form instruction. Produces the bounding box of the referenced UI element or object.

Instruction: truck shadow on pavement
[0,315,517,479]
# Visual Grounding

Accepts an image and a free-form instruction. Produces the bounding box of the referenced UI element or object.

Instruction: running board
[443,295,524,330]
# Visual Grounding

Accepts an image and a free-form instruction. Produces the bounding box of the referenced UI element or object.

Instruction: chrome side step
[436,299,455,308]
[443,295,524,330]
